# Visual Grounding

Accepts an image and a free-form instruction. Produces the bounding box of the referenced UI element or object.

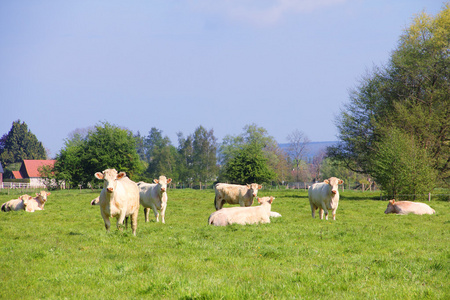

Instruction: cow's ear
[47,192,51,196]
[258,185,262,189]
[389,199,395,204]
[247,184,251,188]
[257,198,261,204]
[36,193,40,197]
[153,179,159,184]
[323,180,329,184]
[117,172,126,179]
[167,178,172,183]
[338,180,343,185]
[95,172,104,180]
[269,196,274,204]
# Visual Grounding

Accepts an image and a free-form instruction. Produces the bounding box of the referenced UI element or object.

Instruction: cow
[214,183,262,210]
[94,169,140,236]
[208,196,275,226]
[137,175,172,224]
[24,191,51,212]
[384,199,436,215]
[1,194,32,212]
[308,177,343,220]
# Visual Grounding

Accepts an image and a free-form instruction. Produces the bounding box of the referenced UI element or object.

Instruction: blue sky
[0,0,445,157]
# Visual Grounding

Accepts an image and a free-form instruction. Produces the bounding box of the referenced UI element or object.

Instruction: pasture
[0,188,448,299]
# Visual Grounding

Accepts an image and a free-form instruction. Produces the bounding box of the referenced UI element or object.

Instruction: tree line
[1,4,449,197]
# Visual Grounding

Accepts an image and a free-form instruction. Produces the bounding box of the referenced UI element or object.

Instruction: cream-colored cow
[308,177,343,220]
[25,191,51,212]
[1,194,32,212]
[95,169,140,236]
[384,199,435,215]
[214,183,262,210]
[137,176,172,224]
[208,196,275,226]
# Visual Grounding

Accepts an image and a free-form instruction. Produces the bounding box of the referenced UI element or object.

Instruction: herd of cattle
[2,168,436,235]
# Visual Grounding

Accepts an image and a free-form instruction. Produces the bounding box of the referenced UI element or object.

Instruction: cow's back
[138,182,160,205]
[396,201,435,215]
[308,182,329,205]
[215,184,246,203]
[116,177,140,215]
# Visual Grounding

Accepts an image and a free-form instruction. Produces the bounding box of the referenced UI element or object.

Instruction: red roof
[12,171,23,179]
[22,160,56,178]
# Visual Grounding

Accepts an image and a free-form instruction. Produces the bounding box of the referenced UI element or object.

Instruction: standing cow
[137,175,172,224]
[214,183,262,210]
[384,199,435,215]
[208,196,275,226]
[94,169,140,236]
[308,177,343,220]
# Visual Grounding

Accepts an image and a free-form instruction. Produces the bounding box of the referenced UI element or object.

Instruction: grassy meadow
[0,188,448,299]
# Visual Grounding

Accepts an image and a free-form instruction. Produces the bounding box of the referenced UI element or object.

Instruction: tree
[329,4,450,190]
[372,127,437,199]
[287,129,310,182]
[54,122,143,187]
[192,126,218,184]
[143,128,178,181]
[223,142,276,184]
[0,120,47,165]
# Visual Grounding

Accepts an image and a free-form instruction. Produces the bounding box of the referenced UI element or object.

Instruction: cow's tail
[1,203,6,212]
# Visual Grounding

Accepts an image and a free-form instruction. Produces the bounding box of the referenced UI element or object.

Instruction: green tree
[192,126,218,183]
[144,128,178,181]
[372,128,437,199]
[54,122,143,187]
[329,4,450,190]
[0,120,47,165]
[223,142,276,184]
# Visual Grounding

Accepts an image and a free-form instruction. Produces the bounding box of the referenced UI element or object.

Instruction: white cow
[308,177,343,220]
[25,191,51,212]
[384,199,435,215]
[214,183,262,210]
[208,196,275,226]
[137,176,172,224]
[1,194,32,212]
[95,169,140,235]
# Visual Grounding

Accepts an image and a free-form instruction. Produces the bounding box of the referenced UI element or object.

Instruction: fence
[0,182,32,189]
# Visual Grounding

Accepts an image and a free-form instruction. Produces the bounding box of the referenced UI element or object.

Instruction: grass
[0,188,448,299]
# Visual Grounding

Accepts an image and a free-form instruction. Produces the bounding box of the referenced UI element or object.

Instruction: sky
[0,0,445,158]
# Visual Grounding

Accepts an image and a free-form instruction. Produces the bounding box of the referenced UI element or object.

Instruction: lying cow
[137,175,172,224]
[384,199,435,215]
[25,191,51,212]
[308,177,343,220]
[1,194,33,212]
[95,169,140,235]
[208,196,275,226]
[214,183,262,210]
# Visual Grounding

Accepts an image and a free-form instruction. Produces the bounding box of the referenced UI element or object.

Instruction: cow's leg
[101,210,111,232]
[150,204,159,222]
[332,209,337,221]
[160,201,167,224]
[117,210,127,230]
[310,202,316,218]
[131,210,138,236]
[215,196,224,210]
[144,207,150,222]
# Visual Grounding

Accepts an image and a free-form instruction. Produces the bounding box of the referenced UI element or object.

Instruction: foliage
[0,120,47,165]
[287,129,311,182]
[223,142,276,184]
[329,4,450,190]
[372,127,437,198]
[54,122,143,187]
[0,189,448,299]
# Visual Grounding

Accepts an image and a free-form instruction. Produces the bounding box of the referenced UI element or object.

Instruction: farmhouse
[12,160,56,188]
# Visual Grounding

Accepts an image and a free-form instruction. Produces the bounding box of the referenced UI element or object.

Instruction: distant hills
[278,141,338,161]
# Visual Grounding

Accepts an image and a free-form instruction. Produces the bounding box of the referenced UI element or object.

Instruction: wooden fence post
[428,193,431,202]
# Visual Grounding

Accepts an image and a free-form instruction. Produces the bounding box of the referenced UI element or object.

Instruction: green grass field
[0,188,448,299]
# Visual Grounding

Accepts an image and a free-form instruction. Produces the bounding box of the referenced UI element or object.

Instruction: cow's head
[154,175,172,194]
[36,191,51,202]
[247,183,262,198]
[323,177,343,195]
[19,194,32,208]
[95,169,126,193]
[384,199,396,214]
[258,196,274,205]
